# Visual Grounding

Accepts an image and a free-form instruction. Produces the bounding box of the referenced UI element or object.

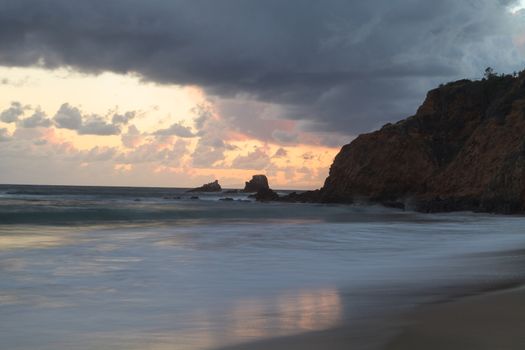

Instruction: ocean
[1,184,525,349]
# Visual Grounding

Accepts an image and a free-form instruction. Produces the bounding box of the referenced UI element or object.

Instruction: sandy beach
[218,285,525,350]
[386,286,525,350]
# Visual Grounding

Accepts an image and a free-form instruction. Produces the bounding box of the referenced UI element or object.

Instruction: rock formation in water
[243,175,270,192]
[289,72,525,214]
[188,180,222,192]
[253,188,280,202]
[240,174,280,202]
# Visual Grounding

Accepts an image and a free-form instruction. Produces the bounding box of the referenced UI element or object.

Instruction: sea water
[1,184,525,349]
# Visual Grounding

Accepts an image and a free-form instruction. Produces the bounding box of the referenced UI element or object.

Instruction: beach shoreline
[217,281,525,350]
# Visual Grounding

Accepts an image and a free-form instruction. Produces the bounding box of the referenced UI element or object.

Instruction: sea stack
[243,174,280,202]
[317,73,525,214]
[188,180,222,192]
[243,175,270,192]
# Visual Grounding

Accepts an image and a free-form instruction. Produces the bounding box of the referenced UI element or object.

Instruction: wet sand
[217,326,392,350]
[386,286,525,350]
[218,286,525,350]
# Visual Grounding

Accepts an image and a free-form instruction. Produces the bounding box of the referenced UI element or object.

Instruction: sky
[1,0,525,189]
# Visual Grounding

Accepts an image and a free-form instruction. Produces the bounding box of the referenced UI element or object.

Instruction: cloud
[231,148,271,170]
[78,115,120,135]
[54,103,82,130]
[0,1,523,135]
[117,138,188,165]
[52,103,141,135]
[302,152,316,161]
[112,111,137,125]
[213,98,296,142]
[0,77,29,87]
[272,147,288,158]
[191,136,230,168]
[189,102,238,167]
[54,104,119,135]
[153,122,195,137]
[121,125,142,148]
[0,128,11,141]
[0,135,194,187]
[272,130,298,144]
[192,104,213,131]
[78,146,118,162]
[0,102,26,123]
[18,109,52,128]
[33,139,48,145]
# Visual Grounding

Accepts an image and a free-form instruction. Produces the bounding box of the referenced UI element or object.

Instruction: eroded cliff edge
[301,74,525,213]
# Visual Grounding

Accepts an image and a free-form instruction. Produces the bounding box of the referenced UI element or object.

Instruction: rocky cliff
[318,73,525,213]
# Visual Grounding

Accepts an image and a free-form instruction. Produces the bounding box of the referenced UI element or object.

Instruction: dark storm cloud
[0,0,522,134]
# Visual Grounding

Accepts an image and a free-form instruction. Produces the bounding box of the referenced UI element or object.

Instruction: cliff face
[320,74,525,213]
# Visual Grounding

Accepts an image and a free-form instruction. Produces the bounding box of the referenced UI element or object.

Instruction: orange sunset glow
[0,66,341,189]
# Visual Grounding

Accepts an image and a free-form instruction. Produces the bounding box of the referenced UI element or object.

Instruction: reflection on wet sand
[226,288,342,345]
[78,288,343,350]
[278,289,343,332]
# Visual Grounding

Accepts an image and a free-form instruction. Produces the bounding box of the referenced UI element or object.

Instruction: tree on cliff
[484,67,497,80]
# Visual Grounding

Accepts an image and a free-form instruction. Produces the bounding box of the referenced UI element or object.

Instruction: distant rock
[219,197,234,201]
[188,180,222,192]
[243,175,269,192]
[190,196,199,200]
[254,188,280,202]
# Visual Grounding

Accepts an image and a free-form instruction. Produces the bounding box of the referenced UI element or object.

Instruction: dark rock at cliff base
[318,73,525,214]
[254,188,280,202]
[243,175,270,192]
[279,190,323,203]
[188,180,222,192]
